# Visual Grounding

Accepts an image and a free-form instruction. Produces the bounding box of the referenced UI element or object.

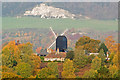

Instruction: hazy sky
[1,0,119,2]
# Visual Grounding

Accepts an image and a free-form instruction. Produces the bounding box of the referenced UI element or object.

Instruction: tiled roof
[45,52,66,58]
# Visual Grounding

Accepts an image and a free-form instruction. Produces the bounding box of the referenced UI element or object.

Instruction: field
[2,17,118,32]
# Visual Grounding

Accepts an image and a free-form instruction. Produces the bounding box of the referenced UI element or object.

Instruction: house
[44,52,66,61]
[89,53,99,56]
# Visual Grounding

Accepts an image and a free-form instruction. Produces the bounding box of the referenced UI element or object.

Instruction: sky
[1,0,120,2]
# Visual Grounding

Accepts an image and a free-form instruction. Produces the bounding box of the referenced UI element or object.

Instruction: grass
[2,17,118,32]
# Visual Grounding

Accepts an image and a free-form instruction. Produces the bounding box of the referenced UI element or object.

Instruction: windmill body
[56,36,67,52]
[47,27,68,53]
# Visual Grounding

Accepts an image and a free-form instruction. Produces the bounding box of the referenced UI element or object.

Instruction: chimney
[57,48,59,54]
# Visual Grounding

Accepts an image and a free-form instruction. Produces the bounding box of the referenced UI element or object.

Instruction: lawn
[2,17,118,32]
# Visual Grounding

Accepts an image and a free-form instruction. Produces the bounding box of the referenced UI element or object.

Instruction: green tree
[98,49,106,65]
[88,54,95,63]
[15,62,32,78]
[62,59,76,78]
[73,47,88,68]
[37,67,56,78]
[91,56,101,70]
[66,51,74,60]
[47,62,58,77]
[97,66,109,78]
[98,43,108,55]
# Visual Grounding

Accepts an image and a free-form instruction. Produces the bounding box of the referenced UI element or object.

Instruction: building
[89,53,99,56]
[44,51,66,61]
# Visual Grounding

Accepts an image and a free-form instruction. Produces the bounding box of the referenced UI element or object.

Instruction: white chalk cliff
[24,4,75,19]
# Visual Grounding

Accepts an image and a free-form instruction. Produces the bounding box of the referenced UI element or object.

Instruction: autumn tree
[36,47,42,54]
[109,64,118,78]
[104,36,115,51]
[112,52,119,67]
[29,54,41,75]
[83,69,96,78]
[18,42,33,55]
[2,41,21,68]
[75,36,101,53]
[2,72,21,78]
[62,59,76,78]
[15,62,32,78]
[91,56,101,70]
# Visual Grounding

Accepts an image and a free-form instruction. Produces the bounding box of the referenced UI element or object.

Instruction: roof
[45,52,66,58]
[37,49,49,55]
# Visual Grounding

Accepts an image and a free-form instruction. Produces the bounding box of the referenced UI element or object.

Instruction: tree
[73,46,88,68]
[66,51,74,60]
[112,53,119,67]
[109,64,118,78]
[2,41,21,68]
[97,66,109,78]
[98,49,106,65]
[36,47,42,54]
[83,69,96,78]
[91,56,101,70]
[88,54,95,63]
[18,42,33,55]
[37,62,58,78]
[75,36,101,53]
[2,72,21,78]
[37,67,52,78]
[29,54,41,75]
[15,62,32,78]
[47,62,58,77]
[104,36,115,51]
[98,43,108,55]
[62,59,76,78]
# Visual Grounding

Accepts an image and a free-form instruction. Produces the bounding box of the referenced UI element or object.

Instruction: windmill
[47,27,68,53]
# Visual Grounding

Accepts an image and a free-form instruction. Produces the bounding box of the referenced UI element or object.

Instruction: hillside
[2,2,118,20]
[2,17,118,31]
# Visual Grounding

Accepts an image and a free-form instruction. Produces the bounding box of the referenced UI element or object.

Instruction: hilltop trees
[75,36,101,53]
